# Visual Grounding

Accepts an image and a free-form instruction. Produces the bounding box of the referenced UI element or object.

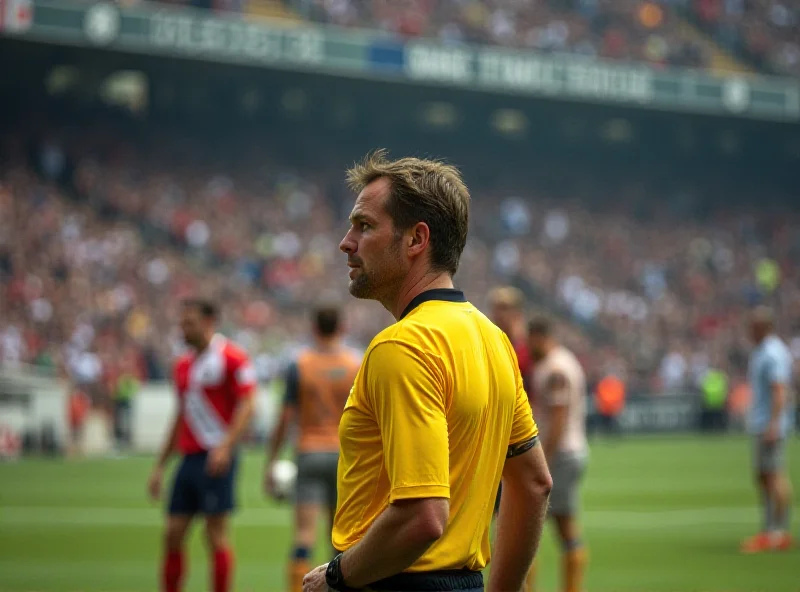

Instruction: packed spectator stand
[2,0,799,421]
[124,0,800,77]
[688,0,800,77]
[2,107,798,413]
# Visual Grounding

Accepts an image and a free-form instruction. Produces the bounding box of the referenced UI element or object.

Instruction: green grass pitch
[1,436,798,592]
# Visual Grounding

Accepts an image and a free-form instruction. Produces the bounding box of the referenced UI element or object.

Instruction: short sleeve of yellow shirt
[364,340,450,503]
[508,352,538,447]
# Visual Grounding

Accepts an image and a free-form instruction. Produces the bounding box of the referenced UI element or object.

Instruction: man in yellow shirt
[302,150,553,592]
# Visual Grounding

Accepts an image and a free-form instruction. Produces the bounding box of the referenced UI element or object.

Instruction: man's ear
[407,222,430,257]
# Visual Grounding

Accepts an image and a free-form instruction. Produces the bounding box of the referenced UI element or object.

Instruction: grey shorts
[548,452,587,517]
[295,452,339,507]
[754,437,787,474]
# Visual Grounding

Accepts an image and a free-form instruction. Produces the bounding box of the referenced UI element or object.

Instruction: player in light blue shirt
[741,306,795,553]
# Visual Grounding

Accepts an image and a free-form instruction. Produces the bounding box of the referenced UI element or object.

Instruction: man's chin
[348,280,373,300]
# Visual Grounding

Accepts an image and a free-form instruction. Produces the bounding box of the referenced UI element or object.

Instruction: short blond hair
[488,286,524,309]
[347,149,470,276]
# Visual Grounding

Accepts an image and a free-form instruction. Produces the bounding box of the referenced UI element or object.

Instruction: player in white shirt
[525,315,589,592]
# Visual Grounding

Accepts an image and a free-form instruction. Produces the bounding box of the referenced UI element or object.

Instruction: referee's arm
[489,441,551,592]
[339,342,450,588]
[488,361,552,592]
[339,496,449,587]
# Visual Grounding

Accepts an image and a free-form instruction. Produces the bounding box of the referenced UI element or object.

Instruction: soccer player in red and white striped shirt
[147,299,257,592]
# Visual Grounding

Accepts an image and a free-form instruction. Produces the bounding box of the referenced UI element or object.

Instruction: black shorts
[168,452,239,516]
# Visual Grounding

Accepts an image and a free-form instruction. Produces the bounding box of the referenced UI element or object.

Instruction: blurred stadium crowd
[1,107,798,412]
[119,0,800,77]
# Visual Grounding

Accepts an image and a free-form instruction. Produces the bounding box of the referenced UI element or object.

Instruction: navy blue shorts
[168,452,239,516]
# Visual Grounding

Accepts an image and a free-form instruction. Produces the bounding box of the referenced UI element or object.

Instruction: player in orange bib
[265,305,362,592]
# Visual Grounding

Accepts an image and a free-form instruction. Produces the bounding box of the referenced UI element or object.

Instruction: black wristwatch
[326,553,357,592]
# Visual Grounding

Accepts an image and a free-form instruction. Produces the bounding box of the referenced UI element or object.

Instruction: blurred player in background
[302,150,552,592]
[265,304,361,592]
[526,315,589,592]
[488,286,535,520]
[741,306,795,553]
[147,299,257,592]
[488,286,534,393]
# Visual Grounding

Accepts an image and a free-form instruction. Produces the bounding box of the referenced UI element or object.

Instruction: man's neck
[541,340,557,358]
[194,333,214,354]
[755,333,772,347]
[386,271,455,321]
[315,337,340,352]
[507,320,525,343]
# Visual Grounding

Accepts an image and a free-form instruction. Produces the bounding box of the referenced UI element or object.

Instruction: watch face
[326,557,339,583]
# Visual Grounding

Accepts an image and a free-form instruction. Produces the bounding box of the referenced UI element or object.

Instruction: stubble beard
[348,268,377,299]
[348,237,404,301]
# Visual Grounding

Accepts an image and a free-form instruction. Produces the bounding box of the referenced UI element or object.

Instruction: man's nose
[340,230,356,254]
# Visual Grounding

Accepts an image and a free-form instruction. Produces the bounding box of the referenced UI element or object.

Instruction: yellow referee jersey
[332,289,538,572]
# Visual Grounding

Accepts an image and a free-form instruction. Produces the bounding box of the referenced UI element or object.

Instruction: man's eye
[360,222,370,231]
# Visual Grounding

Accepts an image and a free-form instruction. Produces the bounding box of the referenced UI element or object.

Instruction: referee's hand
[302,563,328,592]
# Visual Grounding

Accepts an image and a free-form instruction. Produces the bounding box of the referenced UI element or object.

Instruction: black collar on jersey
[399,288,467,320]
